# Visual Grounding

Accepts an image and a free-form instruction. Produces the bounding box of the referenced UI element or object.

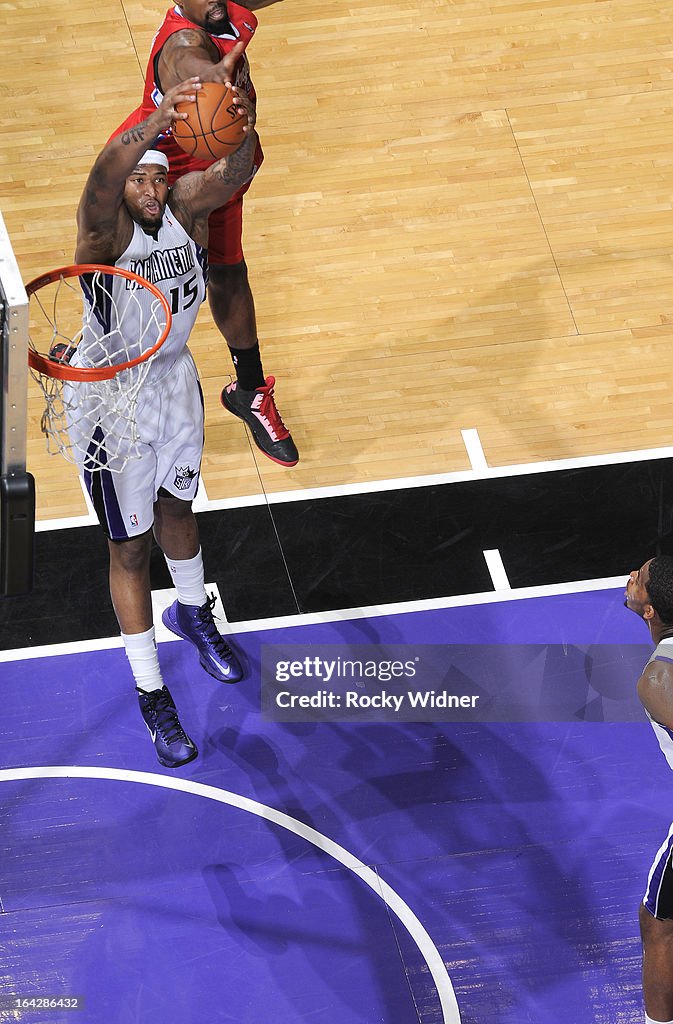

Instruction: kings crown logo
[174,465,198,491]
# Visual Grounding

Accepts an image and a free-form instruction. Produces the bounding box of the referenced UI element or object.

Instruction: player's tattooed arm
[207,131,257,189]
[119,125,148,147]
[168,85,256,243]
[75,80,202,261]
[75,160,130,262]
[170,126,258,246]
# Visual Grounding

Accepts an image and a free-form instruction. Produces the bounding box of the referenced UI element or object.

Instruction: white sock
[122,626,164,693]
[645,1014,673,1023]
[164,548,208,607]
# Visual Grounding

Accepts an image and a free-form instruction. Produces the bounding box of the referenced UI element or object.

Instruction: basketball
[172,82,247,161]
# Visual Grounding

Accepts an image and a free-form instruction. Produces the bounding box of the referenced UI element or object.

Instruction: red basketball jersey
[113,3,263,182]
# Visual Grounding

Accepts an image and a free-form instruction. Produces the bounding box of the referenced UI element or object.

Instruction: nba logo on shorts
[130,513,139,527]
[174,465,197,491]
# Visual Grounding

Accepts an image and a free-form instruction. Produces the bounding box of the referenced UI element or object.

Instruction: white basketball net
[28,269,169,473]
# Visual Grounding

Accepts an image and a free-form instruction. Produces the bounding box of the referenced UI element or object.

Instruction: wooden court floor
[3,0,673,520]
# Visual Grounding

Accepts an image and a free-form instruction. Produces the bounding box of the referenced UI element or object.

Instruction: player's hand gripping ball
[172,82,247,161]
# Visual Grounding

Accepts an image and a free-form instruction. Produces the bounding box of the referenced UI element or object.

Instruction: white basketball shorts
[76,349,204,540]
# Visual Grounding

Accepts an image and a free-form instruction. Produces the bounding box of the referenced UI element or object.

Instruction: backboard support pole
[0,211,35,596]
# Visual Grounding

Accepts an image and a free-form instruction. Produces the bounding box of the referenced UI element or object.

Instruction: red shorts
[207,194,244,266]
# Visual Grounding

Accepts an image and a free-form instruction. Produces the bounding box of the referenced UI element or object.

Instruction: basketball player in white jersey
[75,77,257,769]
[626,555,673,1023]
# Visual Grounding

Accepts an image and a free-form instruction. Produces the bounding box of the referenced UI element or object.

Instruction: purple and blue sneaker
[162,595,244,684]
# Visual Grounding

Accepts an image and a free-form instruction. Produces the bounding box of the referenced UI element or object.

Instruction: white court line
[34,441,673,529]
[36,514,96,532]
[0,765,462,1024]
[37,477,97,531]
[461,428,488,471]
[36,491,268,531]
[192,475,210,512]
[37,474,216,533]
[151,583,225,643]
[483,549,511,591]
[189,492,268,511]
[78,476,97,518]
[255,442,673,505]
[0,575,628,663]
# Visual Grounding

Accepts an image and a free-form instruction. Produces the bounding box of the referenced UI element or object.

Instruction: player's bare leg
[211,261,299,467]
[207,261,258,353]
[108,530,154,635]
[640,903,673,1021]
[153,491,199,562]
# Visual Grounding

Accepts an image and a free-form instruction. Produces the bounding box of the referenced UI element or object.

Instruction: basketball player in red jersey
[114,0,298,468]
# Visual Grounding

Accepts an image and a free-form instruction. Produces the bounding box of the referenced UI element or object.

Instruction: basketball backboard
[0,210,35,596]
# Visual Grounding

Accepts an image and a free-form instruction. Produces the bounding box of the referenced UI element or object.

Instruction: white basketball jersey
[78,210,207,384]
[645,637,673,771]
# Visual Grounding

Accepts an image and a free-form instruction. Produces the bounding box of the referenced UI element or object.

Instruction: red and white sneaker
[221,375,299,467]
[48,341,75,364]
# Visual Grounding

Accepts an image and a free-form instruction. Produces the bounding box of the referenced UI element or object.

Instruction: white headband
[135,149,169,170]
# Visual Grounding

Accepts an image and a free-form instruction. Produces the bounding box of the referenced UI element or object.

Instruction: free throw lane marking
[0,765,462,1023]
[483,549,511,591]
[461,428,488,471]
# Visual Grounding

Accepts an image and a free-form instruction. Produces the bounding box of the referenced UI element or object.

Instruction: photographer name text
[275,690,480,711]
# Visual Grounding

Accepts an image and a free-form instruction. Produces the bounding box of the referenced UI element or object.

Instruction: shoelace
[257,383,289,436]
[196,595,236,659]
[149,691,190,745]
